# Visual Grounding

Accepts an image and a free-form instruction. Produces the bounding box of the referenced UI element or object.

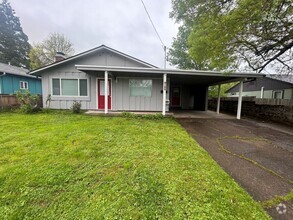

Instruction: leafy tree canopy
[208,83,236,98]
[30,33,74,69]
[169,0,293,74]
[0,0,30,68]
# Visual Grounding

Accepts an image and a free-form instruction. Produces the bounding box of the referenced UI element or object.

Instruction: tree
[0,0,30,68]
[169,0,293,74]
[208,83,236,98]
[168,26,200,69]
[29,33,74,69]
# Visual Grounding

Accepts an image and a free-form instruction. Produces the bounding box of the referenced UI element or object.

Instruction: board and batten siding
[39,48,162,110]
[43,73,169,111]
[112,78,169,111]
[42,71,98,110]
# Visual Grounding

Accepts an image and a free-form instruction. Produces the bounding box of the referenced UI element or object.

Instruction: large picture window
[129,79,152,97]
[52,78,88,96]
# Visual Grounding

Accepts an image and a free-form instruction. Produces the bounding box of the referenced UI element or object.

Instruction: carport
[76,65,264,119]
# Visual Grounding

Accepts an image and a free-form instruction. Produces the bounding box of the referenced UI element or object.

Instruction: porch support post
[216,84,221,114]
[162,73,167,116]
[104,71,108,114]
[237,80,243,119]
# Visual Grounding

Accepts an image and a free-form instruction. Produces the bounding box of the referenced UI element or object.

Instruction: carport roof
[75,65,265,86]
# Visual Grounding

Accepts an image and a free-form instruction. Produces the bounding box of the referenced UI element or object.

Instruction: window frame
[129,79,153,97]
[51,78,89,97]
[20,81,29,90]
[272,90,283,99]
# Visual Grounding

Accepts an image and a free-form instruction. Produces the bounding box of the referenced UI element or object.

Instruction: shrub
[15,90,40,113]
[121,112,164,120]
[121,112,136,118]
[71,101,82,113]
[141,113,164,120]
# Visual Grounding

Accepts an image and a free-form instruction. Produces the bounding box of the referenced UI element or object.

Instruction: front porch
[76,65,263,119]
[84,110,234,120]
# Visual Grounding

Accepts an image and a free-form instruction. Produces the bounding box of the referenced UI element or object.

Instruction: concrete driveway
[176,115,293,219]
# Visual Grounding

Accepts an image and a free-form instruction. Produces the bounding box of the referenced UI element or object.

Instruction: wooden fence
[255,98,293,106]
[0,95,19,109]
[0,95,43,110]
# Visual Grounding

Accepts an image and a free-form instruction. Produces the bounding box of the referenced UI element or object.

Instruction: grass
[0,112,270,219]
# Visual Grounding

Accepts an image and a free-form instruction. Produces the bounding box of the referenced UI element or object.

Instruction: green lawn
[0,112,270,219]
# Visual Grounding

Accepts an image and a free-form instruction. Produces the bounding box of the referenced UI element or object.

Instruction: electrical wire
[140,0,165,49]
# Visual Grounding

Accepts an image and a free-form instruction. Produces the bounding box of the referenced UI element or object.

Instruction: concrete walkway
[177,116,293,219]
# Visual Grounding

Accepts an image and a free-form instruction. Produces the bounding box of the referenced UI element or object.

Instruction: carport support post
[216,84,221,114]
[162,73,167,116]
[104,71,108,114]
[237,80,243,119]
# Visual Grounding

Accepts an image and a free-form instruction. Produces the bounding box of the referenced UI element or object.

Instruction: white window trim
[20,81,29,90]
[51,78,89,97]
[129,79,153,97]
[272,90,283,99]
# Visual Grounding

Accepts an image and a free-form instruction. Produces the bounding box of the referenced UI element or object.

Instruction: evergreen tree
[0,0,30,68]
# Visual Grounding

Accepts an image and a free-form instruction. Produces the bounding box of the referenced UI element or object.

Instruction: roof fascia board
[75,65,264,78]
[5,72,39,78]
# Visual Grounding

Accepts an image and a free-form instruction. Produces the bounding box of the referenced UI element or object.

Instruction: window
[20,81,28,89]
[52,78,88,96]
[62,79,78,96]
[129,79,152,97]
[273,90,283,99]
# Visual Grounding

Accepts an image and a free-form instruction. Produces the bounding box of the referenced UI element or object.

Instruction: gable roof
[30,45,157,75]
[0,63,37,78]
[226,74,293,93]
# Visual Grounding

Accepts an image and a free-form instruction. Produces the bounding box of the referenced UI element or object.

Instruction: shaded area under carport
[76,65,264,118]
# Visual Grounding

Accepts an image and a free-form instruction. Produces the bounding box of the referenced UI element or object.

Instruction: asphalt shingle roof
[267,74,293,84]
[0,63,36,78]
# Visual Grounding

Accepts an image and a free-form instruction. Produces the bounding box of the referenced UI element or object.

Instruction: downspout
[260,87,264,98]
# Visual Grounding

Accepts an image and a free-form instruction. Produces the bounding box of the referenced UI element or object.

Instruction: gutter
[75,65,265,78]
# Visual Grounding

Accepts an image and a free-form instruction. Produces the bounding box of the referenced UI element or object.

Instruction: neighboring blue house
[0,63,42,95]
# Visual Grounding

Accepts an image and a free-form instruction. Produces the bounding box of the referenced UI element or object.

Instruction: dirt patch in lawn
[177,117,293,220]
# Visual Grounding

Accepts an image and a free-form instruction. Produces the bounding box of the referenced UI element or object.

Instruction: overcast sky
[9,0,179,68]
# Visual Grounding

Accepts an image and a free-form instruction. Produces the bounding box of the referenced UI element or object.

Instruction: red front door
[98,79,112,109]
[171,86,181,107]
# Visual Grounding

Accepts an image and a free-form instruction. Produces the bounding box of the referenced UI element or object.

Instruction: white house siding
[40,48,170,111]
[112,78,170,111]
[227,88,293,100]
[42,71,98,109]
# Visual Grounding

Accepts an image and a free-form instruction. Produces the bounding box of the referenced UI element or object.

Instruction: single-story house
[30,45,263,118]
[226,75,293,100]
[0,62,42,95]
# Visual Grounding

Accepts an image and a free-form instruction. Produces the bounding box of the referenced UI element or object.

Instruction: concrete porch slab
[172,110,235,119]
[85,110,174,116]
